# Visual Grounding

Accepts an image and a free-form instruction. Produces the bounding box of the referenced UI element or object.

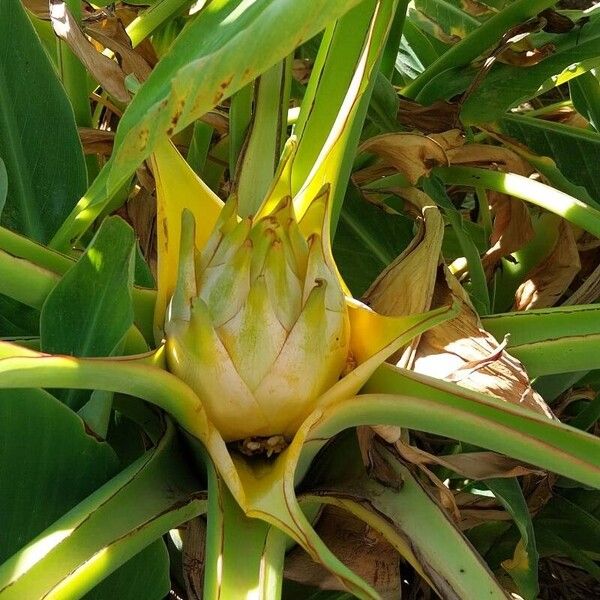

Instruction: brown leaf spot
[220,75,233,90]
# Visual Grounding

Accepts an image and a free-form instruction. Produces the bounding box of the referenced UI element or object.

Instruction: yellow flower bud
[165,195,350,442]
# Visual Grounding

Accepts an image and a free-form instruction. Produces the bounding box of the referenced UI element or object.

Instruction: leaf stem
[204,465,286,600]
[434,166,600,239]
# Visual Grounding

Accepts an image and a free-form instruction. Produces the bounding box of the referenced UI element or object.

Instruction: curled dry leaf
[363,188,444,367]
[481,192,535,278]
[497,43,555,67]
[564,256,600,305]
[359,133,449,185]
[396,444,543,481]
[50,1,130,103]
[78,127,115,155]
[284,505,401,600]
[413,266,553,418]
[447,145,538,277]
[84,13,153,83]
[446,144,534,174]
[397,98,461,133]
[514,219,581,310]
[181,517,206,600]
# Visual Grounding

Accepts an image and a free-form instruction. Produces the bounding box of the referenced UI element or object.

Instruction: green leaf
[417,13,600,123]
[203,461,286,599]
[486,478,538,600]
[40,217,136,410]
[0,419,206,599]
[482,305,600,377]
[536,494,600,557]
[84,541,170,600]
[0,0,86,243]
[395,19,441,82]
[315,364,600,489]
[499,114,600,205]
[434,165,600,239]
[571,70,600,132]
[0,158,6,216]
[0,388,118,564]
[115,0,366,188]
[413,0,483,40]
[403,0,558,99]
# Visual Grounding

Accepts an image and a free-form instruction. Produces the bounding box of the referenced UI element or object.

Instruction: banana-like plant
[1,0,600,599]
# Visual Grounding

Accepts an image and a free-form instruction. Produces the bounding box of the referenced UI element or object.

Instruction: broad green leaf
[413,0,483,40]
[0,228,155,342]
[0,388,118,564]
[571,70,600,132]
[0,158,6,216]
[0,0,86,243]
[536,494,600,557]
[499,114,600,205]
[333,186,413,296]
[0,419,206,600]
[402,0,558,99]
[40,217,136,410]
[536,528,600,581]
[0,340,236,493]
[486,478,538,600]
[115,0,366,190]
[416,12,600,123]
[84,541,169,600]
[482,305,600,377]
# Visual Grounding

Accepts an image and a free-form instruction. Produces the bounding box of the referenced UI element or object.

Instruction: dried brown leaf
[363,188,444,367]
[397,444,543,480]
[497,43,555,66]
[78,127,114,155]
[564,256,600,305]
[412,267,553,418]
[22,0,50,18]
[460,0,494,17]
[514,219,581,309]
[397,98,461,133]
[181,517,205,600]
[284,505,401,599]
[447,144,534,175]
[428,129,465,151]
[84,13,153,82]
[50,1,130,102]
[481,193,535,278]
[359,133,449,184]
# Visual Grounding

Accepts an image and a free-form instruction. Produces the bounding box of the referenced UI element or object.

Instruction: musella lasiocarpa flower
[165,187,349,442]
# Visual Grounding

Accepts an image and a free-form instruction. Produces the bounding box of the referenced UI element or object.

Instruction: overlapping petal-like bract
[165,191,349,441]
